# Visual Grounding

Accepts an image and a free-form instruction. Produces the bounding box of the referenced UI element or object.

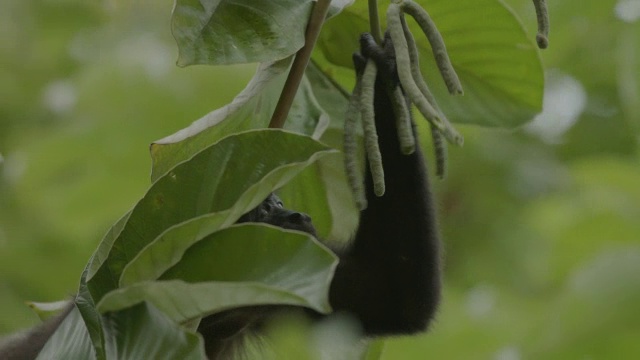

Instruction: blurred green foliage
[1,0,639,359]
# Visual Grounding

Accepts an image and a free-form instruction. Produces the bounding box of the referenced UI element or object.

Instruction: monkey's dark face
[237,193,317,237]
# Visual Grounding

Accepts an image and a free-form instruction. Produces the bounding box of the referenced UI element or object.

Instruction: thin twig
[368,0,382,44]
[269,0,332,128]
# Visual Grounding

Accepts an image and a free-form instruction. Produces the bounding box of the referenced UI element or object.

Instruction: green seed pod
[401,0,463,95]
[431,126,448,179]
[532,0,549,49]
[400,14,464,146]
[387,4,445,132]
[344,80,367,210]
[441,120,464,146]
[388,85,416,155]
[360,59,386,197]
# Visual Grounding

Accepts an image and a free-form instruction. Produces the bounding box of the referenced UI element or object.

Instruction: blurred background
[1,0,639,359]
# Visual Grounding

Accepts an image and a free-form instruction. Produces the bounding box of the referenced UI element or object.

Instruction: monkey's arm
[329,33,441,336]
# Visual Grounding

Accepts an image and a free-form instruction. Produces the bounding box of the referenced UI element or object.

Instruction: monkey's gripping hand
[343,32,418,208]
[331,32,442,335]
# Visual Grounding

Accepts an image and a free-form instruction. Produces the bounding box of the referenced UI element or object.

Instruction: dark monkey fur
[0,33,442,360]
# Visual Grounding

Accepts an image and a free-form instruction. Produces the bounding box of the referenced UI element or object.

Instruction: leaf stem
[368,0,382,44]
[269,0,332,129]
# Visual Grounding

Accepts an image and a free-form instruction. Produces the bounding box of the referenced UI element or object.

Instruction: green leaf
[151,59,291,181]
[87,130,336,302]
[102,303,204,359]
[120,211,235,287]
[87,210,132,281]
[151,60,358,244]
[172,0,354,66]
[37,303,205,359]
[305,61,352,139]
[99,225,337,321]
[37,305,95,360]
[315,0,544,128]
[150,58,332,181]
[76,265,108,360]
[172,0,311,66]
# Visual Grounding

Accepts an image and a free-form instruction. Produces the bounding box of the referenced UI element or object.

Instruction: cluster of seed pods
[344,0,549,209]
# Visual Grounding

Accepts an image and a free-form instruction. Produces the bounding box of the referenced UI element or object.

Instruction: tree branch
[269,0,332,129]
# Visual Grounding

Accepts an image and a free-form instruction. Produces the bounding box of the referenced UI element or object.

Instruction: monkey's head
[237,193,317,238]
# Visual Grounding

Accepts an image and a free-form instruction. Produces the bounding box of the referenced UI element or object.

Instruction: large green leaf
[99,224,337,321]
[315,0,544,128]
[172,0,354,66]
[102,303,204,359]
[151,59,290,181]
[87,130,335,302]
[120,211,236,287]
[150,58,332,181]
[87,210,132,287]
[120,174,341,286]
[37,303,205,359]
[150,62,358,243]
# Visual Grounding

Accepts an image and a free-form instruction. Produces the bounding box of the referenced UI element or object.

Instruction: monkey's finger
[360,33,387,67]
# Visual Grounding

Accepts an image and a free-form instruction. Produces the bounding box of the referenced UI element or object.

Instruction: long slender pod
[387,4,445,132]
[430,125,448,179]
[360,60,386,197]
[402,15,451,177]
[401,0,463,95]
[344,80,368,210]
[532,0,549,49]
[400,14,464,146]
[388,85,416,155]
[400,14,436,107]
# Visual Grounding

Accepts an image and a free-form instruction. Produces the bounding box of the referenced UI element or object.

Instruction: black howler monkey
[199,33,442,358]
[0,33,441,360]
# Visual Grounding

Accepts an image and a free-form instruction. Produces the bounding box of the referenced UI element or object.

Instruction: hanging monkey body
[200,33,442,358]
